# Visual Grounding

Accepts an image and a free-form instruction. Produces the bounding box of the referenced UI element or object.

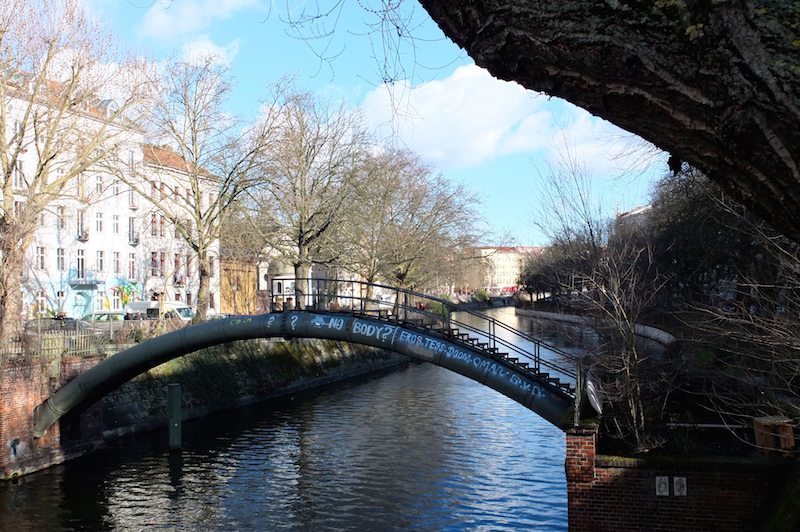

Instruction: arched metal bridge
[33,279,582,437]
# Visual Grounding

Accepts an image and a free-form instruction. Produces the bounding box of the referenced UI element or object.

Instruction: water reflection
[0,308,568,531]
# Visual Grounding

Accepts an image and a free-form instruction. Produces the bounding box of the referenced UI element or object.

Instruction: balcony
[76,230,89,242]
[68,268,105,287]
[129,232,140,246]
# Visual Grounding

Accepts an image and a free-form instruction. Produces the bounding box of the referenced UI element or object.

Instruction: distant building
[462,246,544,294]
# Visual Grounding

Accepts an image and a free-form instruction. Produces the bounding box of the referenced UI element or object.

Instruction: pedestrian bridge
[33,280,583,438]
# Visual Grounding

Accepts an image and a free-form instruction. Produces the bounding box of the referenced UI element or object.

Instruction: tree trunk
[294,262,308,310]
[419,1,800,240]
[195,254,211,322]
[0,236,25,337]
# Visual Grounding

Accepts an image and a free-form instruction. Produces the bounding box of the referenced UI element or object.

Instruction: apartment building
[21,141,220,319]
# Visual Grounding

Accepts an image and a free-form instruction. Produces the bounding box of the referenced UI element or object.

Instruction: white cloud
[361,63,662,175]
[362,65,551,170]
[139,0,261,40]
[182,35,240,66]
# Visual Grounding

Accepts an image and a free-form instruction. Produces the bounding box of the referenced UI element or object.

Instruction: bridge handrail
[274,278,578,382]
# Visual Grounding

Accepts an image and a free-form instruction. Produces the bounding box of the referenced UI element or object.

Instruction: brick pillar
[565,426,597,532]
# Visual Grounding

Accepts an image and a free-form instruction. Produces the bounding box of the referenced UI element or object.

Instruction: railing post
[403,292,408,322]
[574,361,584,427]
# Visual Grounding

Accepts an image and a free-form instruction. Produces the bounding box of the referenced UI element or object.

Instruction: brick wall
[0,355,103,479]
[566,427,786,531]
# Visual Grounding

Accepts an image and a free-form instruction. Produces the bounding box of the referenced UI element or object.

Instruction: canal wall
[566,428,790,531]
[515,308,675,355]
[0,339,407,479]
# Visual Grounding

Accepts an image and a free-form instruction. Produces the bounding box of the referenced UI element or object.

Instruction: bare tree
[250,91,369,309]
[527,150,672,450]
[0,0,145,335]
[376,169,481,291]
[135,58,280,321]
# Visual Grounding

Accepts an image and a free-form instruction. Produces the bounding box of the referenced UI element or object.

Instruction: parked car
[81,311,127,333]
[124,301,195,322]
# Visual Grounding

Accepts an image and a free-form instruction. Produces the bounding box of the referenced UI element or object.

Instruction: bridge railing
[272,278,577,385]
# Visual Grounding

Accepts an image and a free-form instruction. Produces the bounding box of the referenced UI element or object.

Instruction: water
[0,308,569,531]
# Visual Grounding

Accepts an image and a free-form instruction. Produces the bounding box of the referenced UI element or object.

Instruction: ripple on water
[0,345,567,531]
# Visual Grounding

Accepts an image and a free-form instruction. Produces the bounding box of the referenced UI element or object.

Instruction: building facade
[21,142,220,320]
[462,246,543,294]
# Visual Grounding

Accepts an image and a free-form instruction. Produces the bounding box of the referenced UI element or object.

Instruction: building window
[77,210,86,235]
[186,292,192,306]
[95,290,104,311]
[56,290,65,309]
[150,213,157,236]
[160,182,166,199]
[113,179,120,196]
[96,250,105,272]
[128,252,136,279]
[151,182,158,198]
[160,252,166,278]
[56,248,65,271]
[128,186,138,208]
[174,293,182,302]
[95,175,103,194]
[77,173,86,198]
[13,200,24,218]
[113,214,120,234]
[96,212,103,232]
[128,149,134,169]
[113,251,121,274]
[57,206,66,229]
[112,292,121,310]
[35,290,47,316]
[185,253,191,277]
[209,292,216,310]
[209,256,215,277]
[150,252,159,276]
[159,215,165,237]
[35,247,45,269]
[13,160,25,189]
[128,217,136,241]
[77,249,85,278]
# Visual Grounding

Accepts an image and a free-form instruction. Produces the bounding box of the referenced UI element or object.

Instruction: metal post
[574,362,584,427]
[167,383,182,450]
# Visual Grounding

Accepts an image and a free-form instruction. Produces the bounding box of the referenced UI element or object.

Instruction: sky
[90,0,666,245]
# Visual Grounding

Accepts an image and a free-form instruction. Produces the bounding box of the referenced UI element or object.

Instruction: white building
[21,141,220,319]
[464,246,543,293]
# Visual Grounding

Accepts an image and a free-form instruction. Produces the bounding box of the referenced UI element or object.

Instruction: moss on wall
[102,339,404,433]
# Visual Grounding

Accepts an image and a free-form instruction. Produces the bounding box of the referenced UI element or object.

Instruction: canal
[0,308,572,530]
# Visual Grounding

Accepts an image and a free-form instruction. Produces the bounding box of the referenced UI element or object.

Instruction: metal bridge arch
[33,310,577,438]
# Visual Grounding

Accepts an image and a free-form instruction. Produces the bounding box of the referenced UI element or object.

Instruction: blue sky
[91,0,665,245]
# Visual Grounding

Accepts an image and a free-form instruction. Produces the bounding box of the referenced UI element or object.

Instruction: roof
[142,144,193,173]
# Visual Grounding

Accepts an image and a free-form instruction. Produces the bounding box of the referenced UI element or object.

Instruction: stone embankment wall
[566,428,789,530]
[515,308,675,354]
[1,339,407,479]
